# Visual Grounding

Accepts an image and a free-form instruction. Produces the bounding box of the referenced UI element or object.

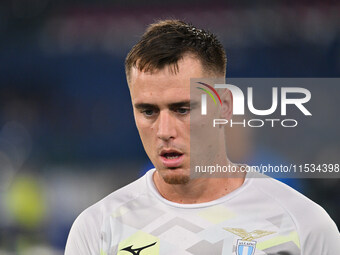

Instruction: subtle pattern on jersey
[65,169,340,255]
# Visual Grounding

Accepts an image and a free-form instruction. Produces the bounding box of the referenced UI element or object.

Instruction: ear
[220,88,233,120]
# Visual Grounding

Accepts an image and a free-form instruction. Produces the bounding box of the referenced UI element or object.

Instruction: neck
[153,163,246,204]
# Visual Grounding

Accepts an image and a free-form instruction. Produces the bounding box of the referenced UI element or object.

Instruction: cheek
[134,113,150,130]
[138,129,158,162]
[183,119,191,135]
[135,118,155,135]
[135,121,155,148]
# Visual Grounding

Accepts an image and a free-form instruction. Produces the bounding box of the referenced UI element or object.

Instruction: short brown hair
[125,20,226,82]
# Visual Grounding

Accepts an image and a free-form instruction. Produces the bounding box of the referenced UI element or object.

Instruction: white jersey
[65,169,340,255]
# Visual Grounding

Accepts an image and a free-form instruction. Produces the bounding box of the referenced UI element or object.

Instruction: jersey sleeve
[299,206,340,255]
[65,209,101,255]
[255,177,340,255]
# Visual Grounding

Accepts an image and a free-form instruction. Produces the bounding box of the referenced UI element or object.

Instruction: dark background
[0,0,339,254]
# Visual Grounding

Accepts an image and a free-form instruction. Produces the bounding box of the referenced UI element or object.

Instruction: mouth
[160,150,184,168]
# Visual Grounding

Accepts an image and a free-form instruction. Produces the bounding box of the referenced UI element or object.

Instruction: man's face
[129,55,205,184]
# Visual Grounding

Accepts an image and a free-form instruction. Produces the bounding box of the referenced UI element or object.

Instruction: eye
[141,109,158,117]
[176,108,190,115]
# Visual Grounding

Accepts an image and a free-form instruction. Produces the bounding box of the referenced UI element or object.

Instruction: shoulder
[81,170,149,221]
[251,176,330,224]
[65,171,151,255]
[250,176,340,254]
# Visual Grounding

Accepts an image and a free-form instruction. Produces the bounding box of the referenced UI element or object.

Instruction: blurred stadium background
[0,0,339,254]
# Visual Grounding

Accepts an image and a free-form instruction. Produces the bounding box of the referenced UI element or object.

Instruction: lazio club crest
[236,240,256,255]
[224,227,276,255]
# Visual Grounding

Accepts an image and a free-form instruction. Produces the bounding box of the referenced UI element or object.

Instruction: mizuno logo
[120,242,157,255]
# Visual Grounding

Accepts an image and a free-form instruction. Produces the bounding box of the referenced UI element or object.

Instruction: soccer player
[65,20,339,255]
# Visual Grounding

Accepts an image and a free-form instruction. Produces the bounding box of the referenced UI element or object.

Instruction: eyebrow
[134,101,196,109]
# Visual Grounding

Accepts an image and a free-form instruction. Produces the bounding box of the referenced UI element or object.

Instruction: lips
[160,149,184,168]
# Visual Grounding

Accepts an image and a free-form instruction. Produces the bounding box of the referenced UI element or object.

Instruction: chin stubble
[163,174,190,185]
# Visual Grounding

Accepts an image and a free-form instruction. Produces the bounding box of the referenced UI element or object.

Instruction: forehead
[129,56,205,104]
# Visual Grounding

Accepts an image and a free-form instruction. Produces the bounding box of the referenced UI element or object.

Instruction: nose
[156,110,177,141]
